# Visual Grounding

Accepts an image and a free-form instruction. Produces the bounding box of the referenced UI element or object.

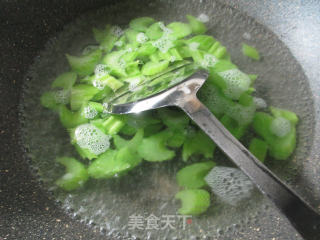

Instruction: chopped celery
[187,35,215,51]
[125,29,140,47]
[40,91,60,111]
[146,22,164,40]
[167,22,192,39]
[74,143,97,160]
[144,123,164,137]
[101,25,121,52]
[66,49,102,76]
[167,128,187,148]
[137,42,157,56]
[182,129,216,161]
[56,157,89,191]
[220,115,248,140]
[102,115,127,135]
[248,74,258,84]
[137,130,175,162]
[102,50,127,78]
[59,105,88,129]
[88,147,142,179]
[70,84,100,111]
[129,17,156,32]
[51,72,77,89]
[158,108,189,129]
[113,129,144,149]
[177,161,215,189]
[142,60,169,76]
[186,15,207,34]
[94,74,124,92]
[253,112,297,160]
[175,189,211,215]
[269,107,299,126]
[242,43,260,60]
[249,138,268,162]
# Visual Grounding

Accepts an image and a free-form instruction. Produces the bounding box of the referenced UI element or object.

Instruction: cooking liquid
[20,0,315,239]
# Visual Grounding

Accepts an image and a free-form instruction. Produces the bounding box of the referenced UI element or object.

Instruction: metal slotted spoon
[105,64,320,240]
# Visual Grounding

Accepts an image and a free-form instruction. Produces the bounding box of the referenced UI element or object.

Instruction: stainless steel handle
[176,96,320,240]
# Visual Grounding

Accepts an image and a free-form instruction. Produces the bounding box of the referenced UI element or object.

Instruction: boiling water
[20,0,315,239]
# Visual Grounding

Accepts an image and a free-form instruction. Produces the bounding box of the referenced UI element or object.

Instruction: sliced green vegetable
[102,50,127,78]
[70,84,100,111]
[59,105,88,129]
[175,189,211,215]
[167,128,187,148]
[242,43,260,60]
[66,49,102,76]
[187,35,215,51]
[146,22,164,40]
[220,115,248,140]
[137,130,175,162]
[56,157,89,191]
[182,129,215,161]
[177,161,215,189]
[129,17,156,32]
[52,72,77,89]
[186,15,207,34]
[88,147,142,179]
[158,108,189,129]
[249,138,268,162]
[269,107,299,126]
[113,129,144,149]
[102,115,127,135]
[167,22,192,39]
[40,91,60,111]
[141,60,169,76]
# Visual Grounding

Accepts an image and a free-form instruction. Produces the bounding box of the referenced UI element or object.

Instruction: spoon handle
[177,96,320,240]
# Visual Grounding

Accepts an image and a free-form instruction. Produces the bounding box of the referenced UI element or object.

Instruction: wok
[1,0,320,239]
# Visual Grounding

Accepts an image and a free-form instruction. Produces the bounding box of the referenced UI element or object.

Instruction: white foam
[111,26,124,37]
[253,97,267,109]
[136,32,149,44]
[152,36,174,53]
[92,79,106,90]
[219,69,251,99]
[75,124,111,155]
[82,105,98,119]
[197,13,209,23]
[94,64,109,78]
[201,54,218,68]
[205,167,254,206]
[270,117,292,137]
[54,89,69,104]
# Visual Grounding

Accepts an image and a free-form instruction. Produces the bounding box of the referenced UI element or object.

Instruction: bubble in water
[270,117,292,137]
[82,105,98,119]
[253,97,267,109]
[197,13,209,23]
[111,25,124,37]
[201,54,218,68]
[94,64,109,78]
[136,32,148,44]
[218,69,251,99]
[205,167,255,206]
[74,123,111,155]
[152,36,174,53]
[93,78,107,90]
[54,89,70,104]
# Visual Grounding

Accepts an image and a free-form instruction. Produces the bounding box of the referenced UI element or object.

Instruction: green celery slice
[242,43,260,60]
[137,129,175,162]
[167,22,192,39]
[51,72,77,89]
[249,138,268,162]
[182,129,216,161]
[56,157,89,191]
[66,49,102,76]
[129,17,156,32]
[158,108,190,129]
[146,22,164,40]
[177,161,216,189]
[141,60,169,75]
[70,84,100,111]
[88,147,142,179]
[113,129,144,149]
[59,105,88,129]
[175,189,211,216]
[186,15,207,34]
[187,35,215,51]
